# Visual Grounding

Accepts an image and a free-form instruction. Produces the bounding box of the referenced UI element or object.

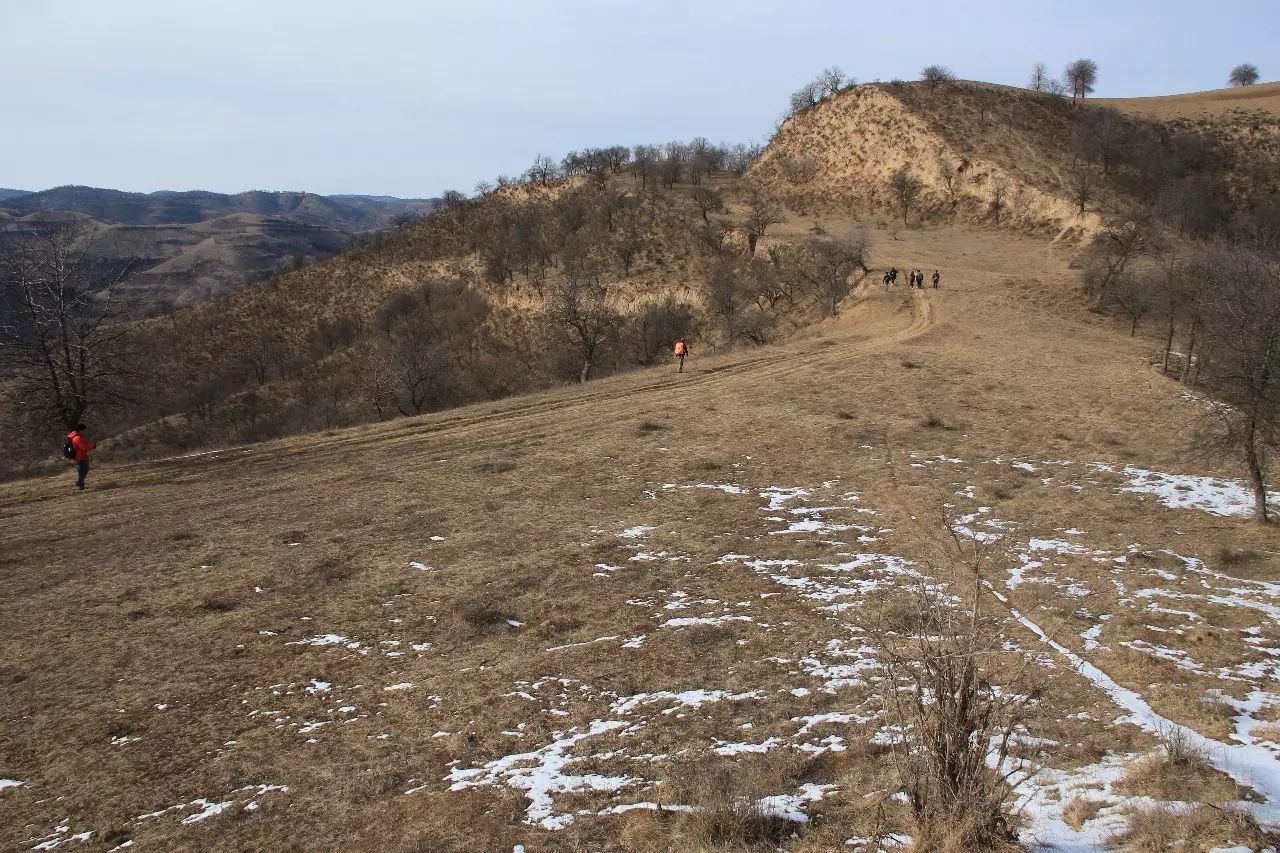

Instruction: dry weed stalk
[872,533,1038,851]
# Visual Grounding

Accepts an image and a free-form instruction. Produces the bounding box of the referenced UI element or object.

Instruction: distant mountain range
[0,185,436,229]
[0,186,438,311]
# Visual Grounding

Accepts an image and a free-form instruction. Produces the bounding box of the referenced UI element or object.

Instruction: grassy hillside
[4,82,1280,850]
[751,81,1279,239]
[4,224,1280,851]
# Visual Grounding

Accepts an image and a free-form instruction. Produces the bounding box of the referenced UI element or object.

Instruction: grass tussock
[1110,803,1276,852]
[1062,797,1104,831]
[457,597,517,632]
[659,757,807,851]
[1115,728,1249,802]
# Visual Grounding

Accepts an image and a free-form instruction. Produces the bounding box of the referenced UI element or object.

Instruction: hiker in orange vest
[66,423,96,491]
[674,338,689,373]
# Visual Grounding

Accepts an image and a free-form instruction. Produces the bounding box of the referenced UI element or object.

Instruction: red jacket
[68,430,95,462]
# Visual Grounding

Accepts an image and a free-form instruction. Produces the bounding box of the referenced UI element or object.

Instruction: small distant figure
[674,337,689,373]
[909,269,919,288]
[889,267,899,286]
[882,271,892,289]
[932,269,941,288]
[65,423,96,491]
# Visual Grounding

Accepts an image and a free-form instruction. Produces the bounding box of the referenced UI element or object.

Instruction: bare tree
[544,274,620,382]
[1082,219,1150,304]
[1229,63,1260,87]
[526,153,559,186]
[1064,58,1098,101]
[988,178,1009,225]
[817,65,848,98]
[1197,239,1280,522]
[936,158,962,210]
[890,166,923,226]
[921,64,956,92]
[0,221,143,428]
[690,187,724,223]
[786,231,872,316]
[1028,62,1051,92]
[626,295,697,365]
[473,179,495,196]
[1106,271,1154,335]
[1062,166,1095,215]
[788,81,822,115]
[743,193,784,254]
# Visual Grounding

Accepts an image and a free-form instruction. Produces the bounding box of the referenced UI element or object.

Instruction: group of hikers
[883,267,941,289]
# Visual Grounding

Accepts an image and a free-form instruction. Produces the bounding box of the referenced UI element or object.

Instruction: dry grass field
[1098,80,1280,120]
[4,221,1280,851]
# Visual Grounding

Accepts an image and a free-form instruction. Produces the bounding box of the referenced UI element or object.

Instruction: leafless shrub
[873,540,1036,852]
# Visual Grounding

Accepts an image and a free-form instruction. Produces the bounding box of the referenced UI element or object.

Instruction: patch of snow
[1115,465,1280,518]
[446,719,633,829]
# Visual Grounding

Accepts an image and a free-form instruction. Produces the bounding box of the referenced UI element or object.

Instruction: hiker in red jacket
[674,338,689,373]
[67,423,96,491]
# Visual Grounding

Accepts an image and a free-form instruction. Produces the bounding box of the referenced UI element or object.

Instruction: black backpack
[63,437,76,460]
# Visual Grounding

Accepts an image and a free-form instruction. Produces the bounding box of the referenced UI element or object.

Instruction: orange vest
[674,341,687,356]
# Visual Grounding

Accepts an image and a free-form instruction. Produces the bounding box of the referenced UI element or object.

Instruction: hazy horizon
[3,0,1275,198]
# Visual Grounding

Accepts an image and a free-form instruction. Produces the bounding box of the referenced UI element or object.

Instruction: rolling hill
[2,81,1280,852]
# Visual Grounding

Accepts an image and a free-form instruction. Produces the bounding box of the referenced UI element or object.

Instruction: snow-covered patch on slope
[445,720,633,830]
[1113,465,1279,518]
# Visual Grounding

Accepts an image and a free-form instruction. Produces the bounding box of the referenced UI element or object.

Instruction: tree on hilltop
[817,66,848,98]
[1229,63,1260,87]
[526,154,558,186]
[1029,62,1052,92]
[921,65,956,92]
[1065,58,1098,100]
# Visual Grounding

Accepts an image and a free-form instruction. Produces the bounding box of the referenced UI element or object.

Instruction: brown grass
[1115,730,1250,802]
[3,224,1277,850]
[1110,803,1277,852]
[1062,797,1104,831]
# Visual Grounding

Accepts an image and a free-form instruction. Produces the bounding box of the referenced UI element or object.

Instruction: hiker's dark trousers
[76,460,89,490]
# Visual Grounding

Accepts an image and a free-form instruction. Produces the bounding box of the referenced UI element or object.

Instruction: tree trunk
[1246,431,1270,523]
[1162,315,1176,374]
[1181,319,1199,384]
[579,360,591,383]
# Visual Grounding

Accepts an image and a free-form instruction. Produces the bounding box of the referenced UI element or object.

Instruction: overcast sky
[2,0,1274,198]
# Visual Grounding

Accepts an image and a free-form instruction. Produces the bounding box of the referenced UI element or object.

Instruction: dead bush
[920,410,955,431]
[874,545,1034,852]
[636,419,669,434]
